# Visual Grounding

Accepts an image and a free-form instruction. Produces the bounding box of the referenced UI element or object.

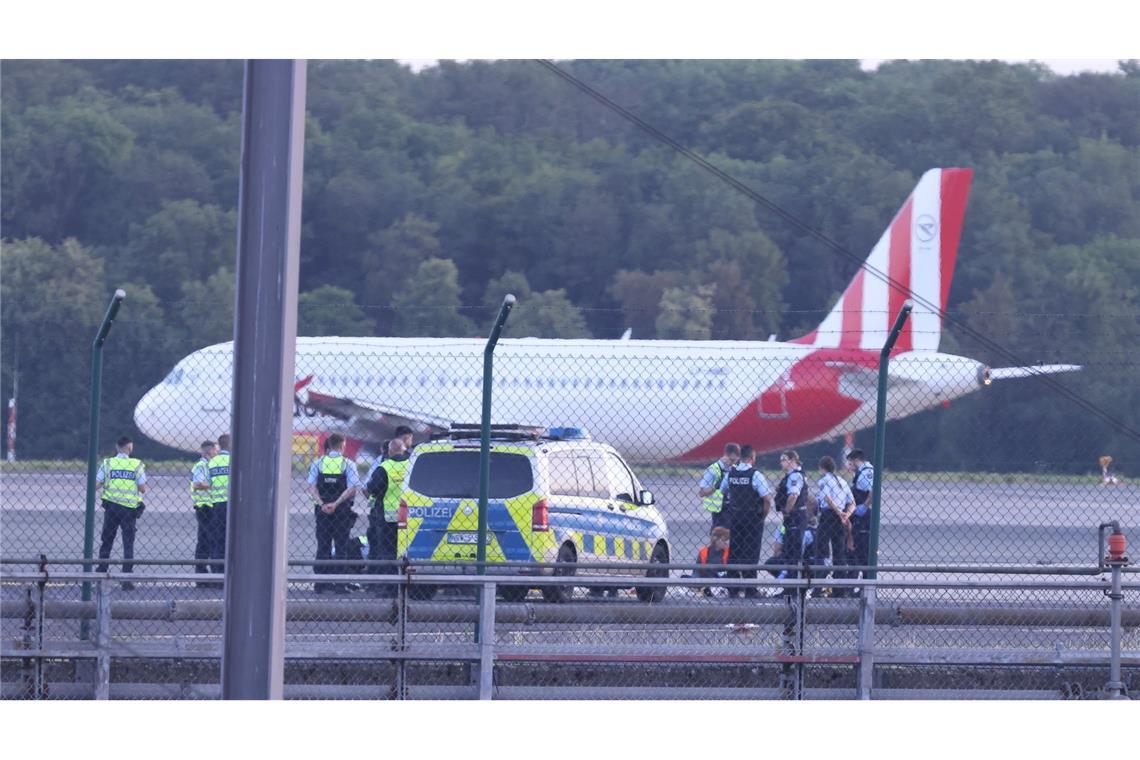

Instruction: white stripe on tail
[792,167,973,353]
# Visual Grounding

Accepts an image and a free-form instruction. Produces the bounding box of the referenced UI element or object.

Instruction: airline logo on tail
[791,167,973,353]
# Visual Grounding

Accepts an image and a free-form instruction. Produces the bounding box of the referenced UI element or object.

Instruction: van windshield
[409,451,534,499]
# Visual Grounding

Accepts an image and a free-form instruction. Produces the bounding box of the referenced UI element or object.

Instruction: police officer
[773,449,808,576]
[720,444,773,598]
[95,436,147,590]
[202,434,231,589]
[846,449,875,587]
[814,456,856,597]
[698,443,739,530]
[308,433,363,594]
[365,438,410,597]
[190,440,217,585]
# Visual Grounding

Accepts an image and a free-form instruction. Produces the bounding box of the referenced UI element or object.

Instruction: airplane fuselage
[135,337,988,462]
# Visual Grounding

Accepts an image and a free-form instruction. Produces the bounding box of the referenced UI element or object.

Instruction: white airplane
[134,168,1078,463]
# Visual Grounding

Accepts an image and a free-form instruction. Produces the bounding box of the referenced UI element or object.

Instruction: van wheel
[408,584,437,601]
[636,543,669,603]
[500,585,530,603]
[542,544,577,603]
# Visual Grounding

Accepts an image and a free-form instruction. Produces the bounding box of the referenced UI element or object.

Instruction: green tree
[693,228,788,337]
[1,93,134,242]
[483,271,590,338]
[298,285,374,336]
[656,284,716,340]
[391,258,475,337]
[0,238,106,456]
[508,288,591,338]
[121,200,236,303]
[608,270,684,339]
[176,267,236,347]
[362,213,443,332]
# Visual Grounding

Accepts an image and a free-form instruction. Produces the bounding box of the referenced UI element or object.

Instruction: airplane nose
[134,385,167,443]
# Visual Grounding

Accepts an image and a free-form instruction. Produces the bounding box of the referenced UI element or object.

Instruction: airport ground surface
[2,469,1136,570]
[4,467,1138,699]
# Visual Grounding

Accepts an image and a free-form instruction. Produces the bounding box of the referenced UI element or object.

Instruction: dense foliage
[2,59,1138,470]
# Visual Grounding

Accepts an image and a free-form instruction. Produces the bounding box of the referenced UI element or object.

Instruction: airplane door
[758,369,791,419]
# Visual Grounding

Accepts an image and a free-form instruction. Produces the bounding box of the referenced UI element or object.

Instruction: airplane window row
[166,369,729,394]
[308,375,729,392]
[303,373,729,391]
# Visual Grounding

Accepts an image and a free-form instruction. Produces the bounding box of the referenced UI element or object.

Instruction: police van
[397,425,671,603]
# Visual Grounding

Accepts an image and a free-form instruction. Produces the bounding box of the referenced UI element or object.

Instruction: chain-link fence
[2,322,1138,699]
[2,338,1135,571]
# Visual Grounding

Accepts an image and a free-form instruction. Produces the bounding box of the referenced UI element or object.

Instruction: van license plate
[447,532,479,544]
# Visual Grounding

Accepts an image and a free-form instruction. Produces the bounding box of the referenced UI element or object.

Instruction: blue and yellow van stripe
[577,532,655,561]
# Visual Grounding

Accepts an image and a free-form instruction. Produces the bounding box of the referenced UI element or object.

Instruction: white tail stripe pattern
[795,168,972,354]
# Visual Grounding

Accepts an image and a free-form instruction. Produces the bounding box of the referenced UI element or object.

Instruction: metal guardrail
[1,560,1135,701]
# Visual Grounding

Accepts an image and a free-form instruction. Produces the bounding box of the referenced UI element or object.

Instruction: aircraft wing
[986,364,1082,382]
[303,390,452,442]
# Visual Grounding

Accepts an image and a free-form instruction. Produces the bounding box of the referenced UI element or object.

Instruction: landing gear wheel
[500,585,530,603]
[407,584,437,601]
[542,543,577,603]
[636,543,669,603]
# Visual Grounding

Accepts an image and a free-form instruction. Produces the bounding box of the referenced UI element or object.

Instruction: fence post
[20,587,35,698]
[394,576,407,700]
[95,580,111,700]
[1106,562,1127,699]
[1100,521,1129,699]
[81,290,126,640]
[793,586,807,700]
[856,584,877,699]
[475,294,514,645]
[477,580,497,700]
[868,300,912,581]
[779,594,796,699]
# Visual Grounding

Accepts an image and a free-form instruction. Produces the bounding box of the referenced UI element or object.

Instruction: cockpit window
[165,368,184,385]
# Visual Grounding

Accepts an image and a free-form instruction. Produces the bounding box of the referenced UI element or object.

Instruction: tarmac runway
[4,464,1138,675]
[2,468,1136,571]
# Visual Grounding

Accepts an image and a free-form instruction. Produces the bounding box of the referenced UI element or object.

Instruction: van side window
[604,453,637,502]
[577,456,608,499]
[545,452,578,497]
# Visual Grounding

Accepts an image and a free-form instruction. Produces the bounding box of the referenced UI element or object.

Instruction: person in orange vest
[695,526,731,597]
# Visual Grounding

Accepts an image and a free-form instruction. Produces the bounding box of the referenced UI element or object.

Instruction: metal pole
[220,59,306,700]
[868,301,912,581]
[81,289,126,639]
[856,585,877,699]
[1106,562,1127,699]
[395,579,407,700]
[475,295,514,645]
[478,581,496,699]
[476,294,516,569]
[94,580,111,700]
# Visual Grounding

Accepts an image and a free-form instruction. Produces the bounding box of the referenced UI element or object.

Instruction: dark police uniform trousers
[726,466,766,596]
[771,469,808,579]
[205,502,228,574]
[96,500,139,574]
[315,503,356,590]
[194,506,212,574]
[849,465,874,579]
